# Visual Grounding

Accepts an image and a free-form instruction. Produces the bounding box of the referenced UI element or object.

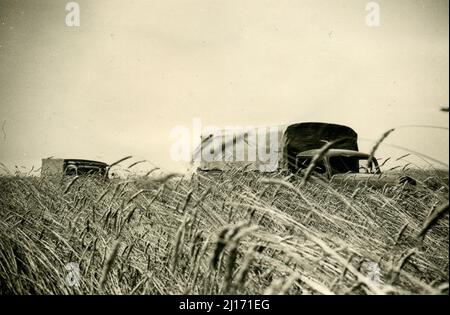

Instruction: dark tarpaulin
[283,122,358,170]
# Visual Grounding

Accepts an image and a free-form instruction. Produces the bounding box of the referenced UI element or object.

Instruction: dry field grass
[0,166,448,295]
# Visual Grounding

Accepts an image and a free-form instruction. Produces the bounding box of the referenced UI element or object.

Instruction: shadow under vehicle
[41,158,108,178]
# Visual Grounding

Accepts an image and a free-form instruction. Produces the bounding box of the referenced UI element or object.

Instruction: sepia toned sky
[0,0,448,173]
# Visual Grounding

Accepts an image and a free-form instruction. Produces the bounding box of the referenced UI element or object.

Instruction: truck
[41,158,108,178]
[192,122,416,187]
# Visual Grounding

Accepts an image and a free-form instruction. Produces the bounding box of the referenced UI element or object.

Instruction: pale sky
[0,0,448,174]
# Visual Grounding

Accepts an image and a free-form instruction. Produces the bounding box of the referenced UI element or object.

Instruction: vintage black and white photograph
[0,0,448,298]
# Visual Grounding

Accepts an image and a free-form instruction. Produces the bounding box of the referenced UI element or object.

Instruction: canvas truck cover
[192,127,284,172]
[41,158,65,177]
[283,123,359,171]
[192,122,358,172]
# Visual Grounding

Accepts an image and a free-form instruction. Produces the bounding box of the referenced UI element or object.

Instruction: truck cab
[296,149,415,187]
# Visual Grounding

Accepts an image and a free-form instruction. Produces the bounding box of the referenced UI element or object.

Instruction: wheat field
[0,165,448,295]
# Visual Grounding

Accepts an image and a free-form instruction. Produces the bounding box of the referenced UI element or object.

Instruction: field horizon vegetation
[0,155,448,294]
[0,124,449,295]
